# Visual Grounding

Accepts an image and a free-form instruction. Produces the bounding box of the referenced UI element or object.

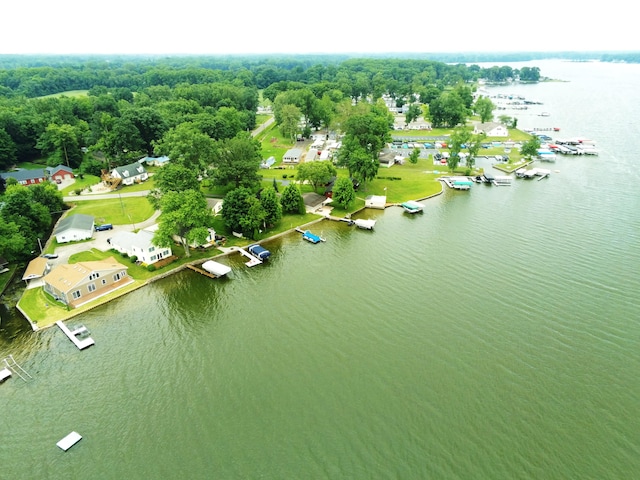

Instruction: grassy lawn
[64,196,155,226]
[38,90,89,99]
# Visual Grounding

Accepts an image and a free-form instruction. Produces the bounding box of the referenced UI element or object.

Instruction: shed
[365,195,387,210]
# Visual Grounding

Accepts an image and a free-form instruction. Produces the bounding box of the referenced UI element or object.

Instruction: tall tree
[221,187,265,238]
[259,186,282,227]
[36,123,83,167]
[520,136,541,160]
[153,122,215,176]
[211,132,262,190]
[296,161,336,193]
[280,183,304,214]
[153,189,213,258]
[474,96,496,123]
[332,177,356,209]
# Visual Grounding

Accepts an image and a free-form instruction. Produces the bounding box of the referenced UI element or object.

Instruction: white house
[140,156,170,167]
[108,229,171,265]
[53,214,94,244]
[282,148,303,164]
[111,161,148,186]
[473,122,508,137]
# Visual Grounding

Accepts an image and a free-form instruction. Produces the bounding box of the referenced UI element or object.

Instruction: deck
[56,321,95,350]
[236,248,263,267]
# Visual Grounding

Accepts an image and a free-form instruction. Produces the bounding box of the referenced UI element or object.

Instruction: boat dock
[57,431,82,451]
[2,355,32,382]
[236,248,262,267]
[56,320,95,350]
[187,260,231,279]
[440,177,473,190]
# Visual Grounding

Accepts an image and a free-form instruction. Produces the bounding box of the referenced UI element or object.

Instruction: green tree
[408,148,420,164]
[429,91,468,128]
[466,132,486,170]
[296,161,336,193]
[153,189,213,258]
[405,104,422,126]
[153,122,215,176]
[30,182,65,215]
[520,136,541,160]
[0,217,28,261]
[0,128,17,170]
[332,177,355,209]
[277,104,302,142]
[0,184,51,253]
[211,132,262,189]
[474,96,496,123]
[259,186,282,227]
[148,163,200,208]
[280,183,304,214]
[221,187,265,238]
[36,123,83,168]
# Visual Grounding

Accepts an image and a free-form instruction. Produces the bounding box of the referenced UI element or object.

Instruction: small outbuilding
[365,195,387,210]
[54,214,95,244]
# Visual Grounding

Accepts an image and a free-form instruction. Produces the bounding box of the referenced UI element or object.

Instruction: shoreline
[24,183,445,330]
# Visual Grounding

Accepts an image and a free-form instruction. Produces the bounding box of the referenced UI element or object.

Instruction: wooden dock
[56,321,95,350]
[186,264,219,279]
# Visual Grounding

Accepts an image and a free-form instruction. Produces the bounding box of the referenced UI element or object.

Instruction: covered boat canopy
[401,201,424,213]
[201,260,232,277]
[302,230,323,244]
[248,244,271,260]
[353,219,376,230]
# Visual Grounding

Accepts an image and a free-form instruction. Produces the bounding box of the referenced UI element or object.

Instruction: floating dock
[0,367,11,382]
[57,431,82,451]
[56,321,95,350]
[2,355,32,382]
[295,227,325,243]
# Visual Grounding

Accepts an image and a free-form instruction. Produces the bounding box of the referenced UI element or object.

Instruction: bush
[282,174,288,179]
[74,188,83,195]
[146,264,156,272]
[130,255,138,263]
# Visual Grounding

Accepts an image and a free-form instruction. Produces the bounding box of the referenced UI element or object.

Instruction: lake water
[1,60,639,479]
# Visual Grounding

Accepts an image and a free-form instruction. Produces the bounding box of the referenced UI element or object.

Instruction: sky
[1,0,637,56]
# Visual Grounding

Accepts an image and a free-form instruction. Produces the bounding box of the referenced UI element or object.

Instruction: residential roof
[45,165,74,175]
[44,257,127,293]
[22,257,49,281]
[54,214,94,235]
[113,161,147,178]
[110,229,156,251]
[283,148,303,158]
[0,168,46,182]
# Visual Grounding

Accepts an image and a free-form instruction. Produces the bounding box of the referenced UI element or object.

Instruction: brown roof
[22,257,49,280]
[43,256,127,293]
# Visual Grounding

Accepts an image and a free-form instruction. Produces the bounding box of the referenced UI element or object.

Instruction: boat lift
[2,354,33,382]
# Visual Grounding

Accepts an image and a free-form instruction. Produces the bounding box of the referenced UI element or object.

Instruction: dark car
[42,253,59,259]
[95,224,113,231]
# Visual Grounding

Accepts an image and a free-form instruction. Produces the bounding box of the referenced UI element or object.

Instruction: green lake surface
[1,60,639,479]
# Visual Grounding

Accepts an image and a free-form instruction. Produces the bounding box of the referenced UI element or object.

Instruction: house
[302,192,332,213]
[365,195,387,210]
[54,214,95,244]
[0,168,46,185]
[108,229,172,265]
[140,156,170,167]
[22,257,51,287]
[111,162,148,186]
[206,198,224,215]
[45,165,75,183]
[473,122,508,137]
[282,148,303,164]
[43,257,131,308]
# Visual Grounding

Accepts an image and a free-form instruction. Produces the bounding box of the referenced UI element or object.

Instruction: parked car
[95,224,113,231]
[42,253,59,259]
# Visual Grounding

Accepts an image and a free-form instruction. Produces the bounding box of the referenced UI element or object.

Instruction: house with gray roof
[0,168,47,185]
[108,229,172,265]
[111,161,148,186]
[282,148,303,164]
[54,214,95,243]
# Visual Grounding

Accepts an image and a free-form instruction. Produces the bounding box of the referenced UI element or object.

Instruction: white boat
[353,219,376,230]
[201,260,232,277]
